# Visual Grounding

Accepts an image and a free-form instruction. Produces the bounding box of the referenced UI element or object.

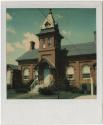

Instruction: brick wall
[66,55,96,88]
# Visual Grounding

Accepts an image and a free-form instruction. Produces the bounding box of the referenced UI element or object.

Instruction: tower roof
[41,9,55,29]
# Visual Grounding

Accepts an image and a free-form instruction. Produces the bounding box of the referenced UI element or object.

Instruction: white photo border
[1,1,103,124]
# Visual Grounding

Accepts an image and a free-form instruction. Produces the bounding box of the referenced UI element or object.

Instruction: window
[43,40,46,48]
[82,65,90,79]
[40,39,45,48]
[66,66,74,80]
[48,37,52,47]
[45,21,51,28]
[23,68,29,81]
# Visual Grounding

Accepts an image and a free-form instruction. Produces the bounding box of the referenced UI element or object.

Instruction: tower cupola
[41,9,55,29]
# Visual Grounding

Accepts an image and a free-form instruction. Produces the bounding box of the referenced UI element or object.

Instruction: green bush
[54,79,70,91]
[80,83,96,94]
[39,86,55,95]
[7,84,12,89]
[14,80,33,93]
[68,86,81,93]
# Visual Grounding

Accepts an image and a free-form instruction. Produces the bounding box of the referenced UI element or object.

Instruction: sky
[6,8,96,65]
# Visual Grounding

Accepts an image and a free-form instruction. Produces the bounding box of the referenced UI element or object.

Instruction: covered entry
[38,58,55,87]
[43,65,52,86]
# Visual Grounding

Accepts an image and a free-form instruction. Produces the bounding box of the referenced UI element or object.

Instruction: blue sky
[6,8,96,64]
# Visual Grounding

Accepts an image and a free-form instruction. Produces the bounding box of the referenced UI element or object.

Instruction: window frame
[82,65,91,80]
[23,68,30,81]
[66,66,75,81]
[48,37,52,47]
[43,40,46,48]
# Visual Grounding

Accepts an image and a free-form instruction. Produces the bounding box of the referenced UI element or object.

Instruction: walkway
[75,95,96,99]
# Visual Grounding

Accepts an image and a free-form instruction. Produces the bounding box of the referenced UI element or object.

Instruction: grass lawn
[57,91,82,99]
[7,89,84,99]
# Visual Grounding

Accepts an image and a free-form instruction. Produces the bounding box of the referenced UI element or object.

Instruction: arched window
[82,65,90,79]
[23,68,30,80]
[48,37,52,47]
[42,39,46,48]
[66,66,74,80]
[43,41,46,48]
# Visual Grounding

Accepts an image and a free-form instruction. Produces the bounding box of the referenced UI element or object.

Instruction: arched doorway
[39,61,54,86]
[44,65,51,85]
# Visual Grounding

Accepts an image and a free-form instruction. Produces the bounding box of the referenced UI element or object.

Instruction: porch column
[90,64,95,95]
[75,61,80,87]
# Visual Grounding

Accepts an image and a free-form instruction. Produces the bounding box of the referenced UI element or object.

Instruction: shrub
[14,83,28,93]
[68,86,81,93]
[14,81,31,93]
[80,83,97,94]
[7,84,12,89]
[54,79,70,91]
[39,86,55,95]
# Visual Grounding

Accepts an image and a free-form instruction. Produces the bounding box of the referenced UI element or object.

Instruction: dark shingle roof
[7,64,18,70]
[42,57,55,68]
[37,28,55,36]
[62,42,96,56]
[16,49,39,61]
[16,42,96,61]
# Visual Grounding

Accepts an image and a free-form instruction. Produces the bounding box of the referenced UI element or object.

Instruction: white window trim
[23,68,30,81]
[82,65,91,80]
[66,66,75,80]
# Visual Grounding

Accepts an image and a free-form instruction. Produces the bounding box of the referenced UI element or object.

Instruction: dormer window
[41,9,55,29]
[45,21,51,28]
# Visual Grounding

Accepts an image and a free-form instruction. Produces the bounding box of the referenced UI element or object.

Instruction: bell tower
[37,9,63,68]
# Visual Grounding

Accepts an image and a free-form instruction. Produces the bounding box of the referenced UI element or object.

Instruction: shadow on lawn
[57,91,83,99]
[7,89,84,99]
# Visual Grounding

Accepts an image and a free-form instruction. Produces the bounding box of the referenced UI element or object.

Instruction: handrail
[30,78,38,90]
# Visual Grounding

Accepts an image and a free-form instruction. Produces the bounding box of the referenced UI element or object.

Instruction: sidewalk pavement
[75,95,96,99]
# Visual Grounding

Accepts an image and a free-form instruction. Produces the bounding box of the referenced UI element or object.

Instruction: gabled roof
[43,57,55,68]
[16,49,39,61]
[41,9,55,29]
[34,58,55,69]
[62,42,96,56]
[7,64,18,70]
[16,42,96,62]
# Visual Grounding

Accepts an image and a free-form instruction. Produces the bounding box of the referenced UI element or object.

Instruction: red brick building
[16,9,96,93]
[7,64,21,89]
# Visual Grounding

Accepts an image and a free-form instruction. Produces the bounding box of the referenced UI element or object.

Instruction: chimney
[30,41,35,50]
[94,31,96,41]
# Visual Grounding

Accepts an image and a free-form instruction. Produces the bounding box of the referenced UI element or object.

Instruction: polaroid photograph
[6,6,97,100]
[1,1,103,125]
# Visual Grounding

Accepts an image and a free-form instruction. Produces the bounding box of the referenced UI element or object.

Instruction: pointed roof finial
[41,8,55,29]
[49,9,52,14]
